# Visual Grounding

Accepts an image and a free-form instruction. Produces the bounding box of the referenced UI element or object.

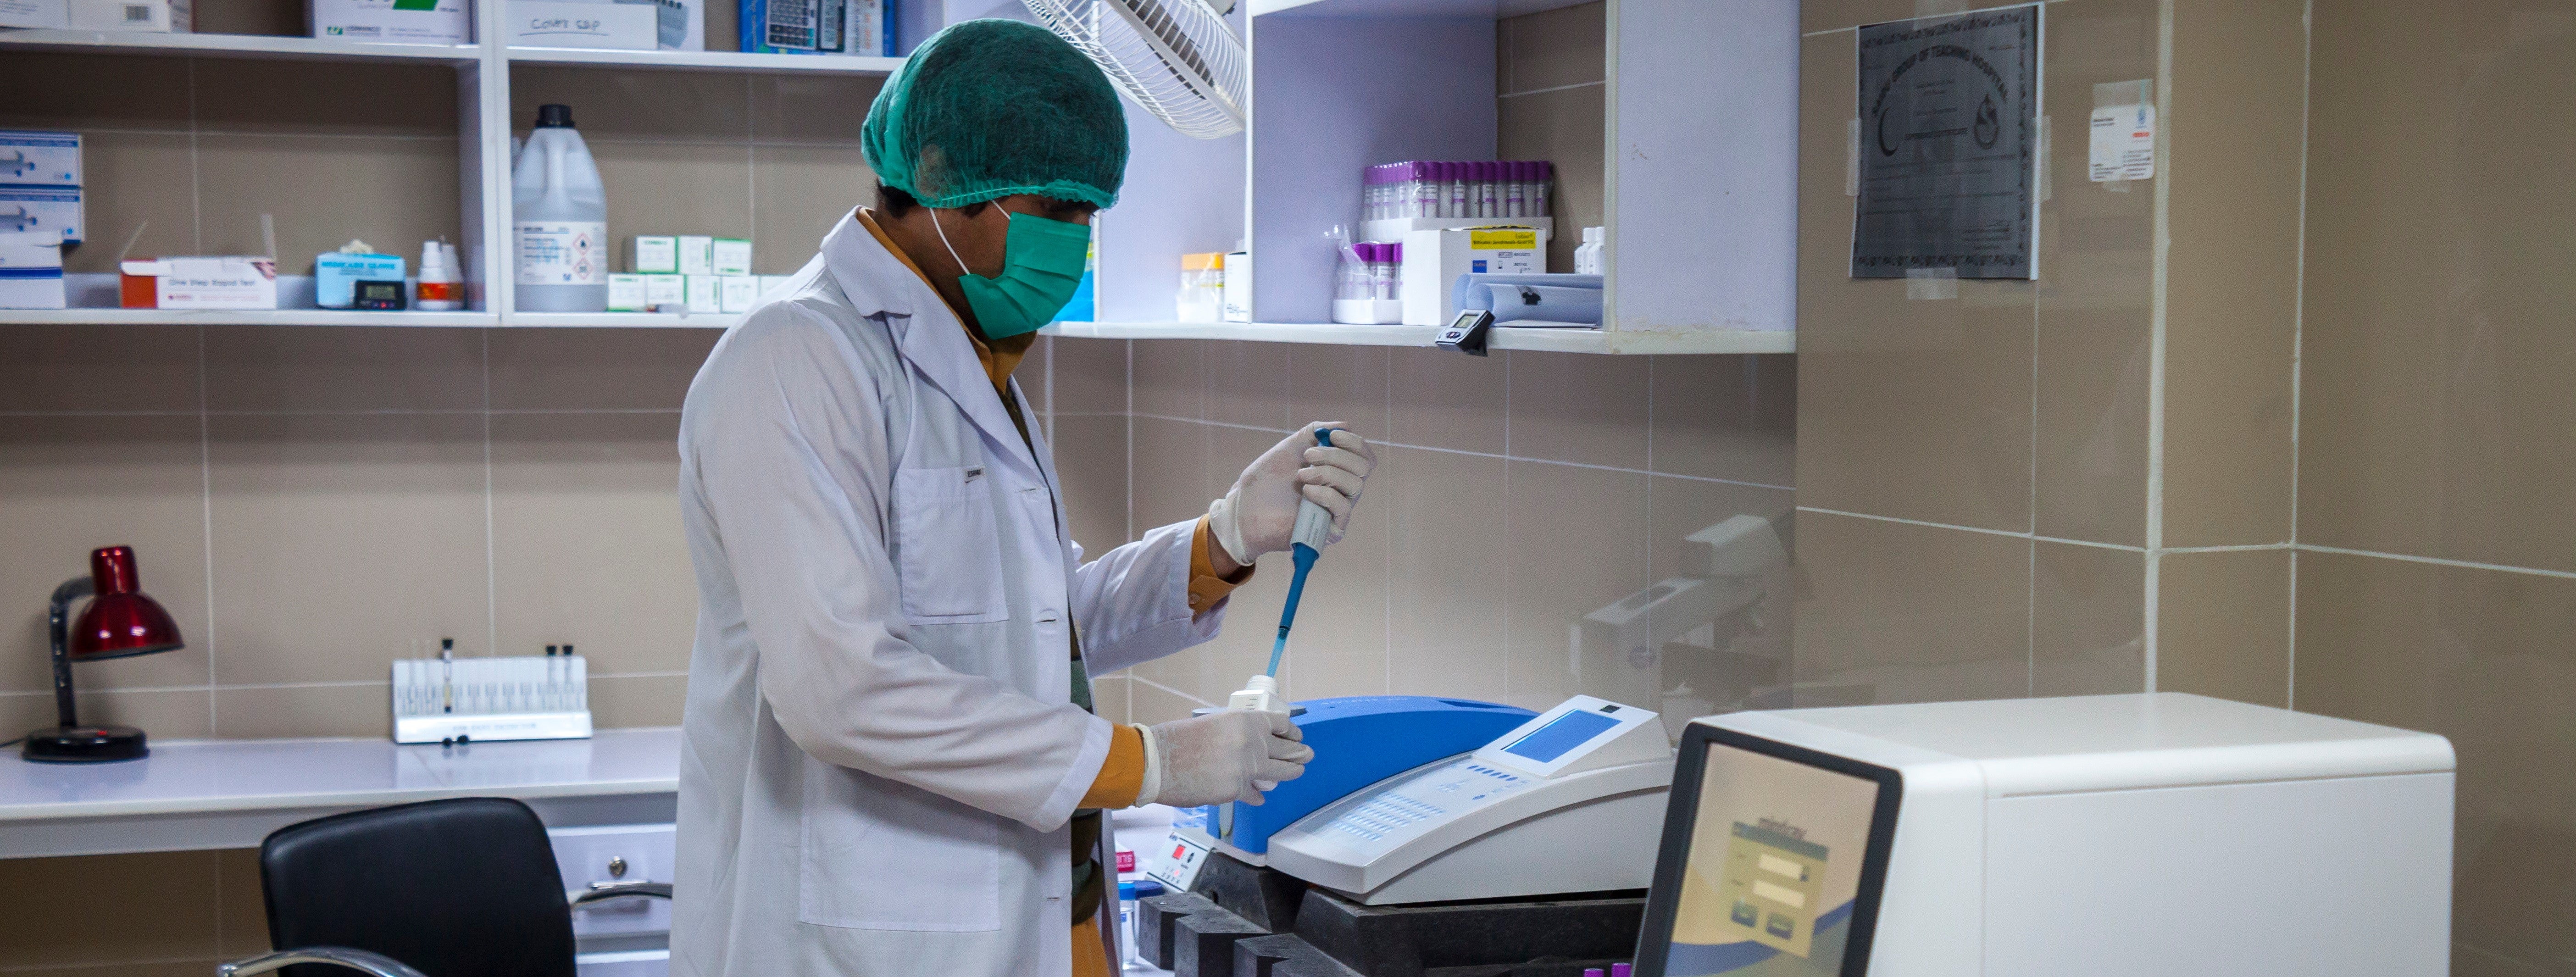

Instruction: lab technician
[670,19,1376,977]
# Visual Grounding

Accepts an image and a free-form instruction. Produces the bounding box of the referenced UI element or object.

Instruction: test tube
[1531,160,1554,217]
[1477,161,1499,217]
[1506,161,1529,217]
[1447,162,1469,217]
[1412,162,1436,217]
[1379,242,1402,300]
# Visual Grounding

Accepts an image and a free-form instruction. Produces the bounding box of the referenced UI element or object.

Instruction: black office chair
[219,797,672,977]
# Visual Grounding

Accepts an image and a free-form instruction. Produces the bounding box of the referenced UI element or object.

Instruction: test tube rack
[391,653,593,744]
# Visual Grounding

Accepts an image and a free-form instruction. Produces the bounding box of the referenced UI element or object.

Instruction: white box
[510,0,655,49]
[676,235,714,275]
[69,0,188,30]
[310,0,466,44]
[1401,226,1547,325]
[0,131,81,187]
[544,0,701,49]
[719,274,758,313]
[0,230,65,310]
[123,257,279,310]
[0,187,83,244]
[711,237,751,276]
[607,273,649,311]
[630,234,677,273]
[683,273,721,313]
[1220,250,1249,322]
[644,272,684,309]
[0,0,64,29]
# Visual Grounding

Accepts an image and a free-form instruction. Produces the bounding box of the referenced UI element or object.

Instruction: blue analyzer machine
[1172,695,1536,863]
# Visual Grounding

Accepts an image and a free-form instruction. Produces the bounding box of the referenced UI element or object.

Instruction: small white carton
[0,186,83,244]
[310,0,467,44]
[607,273,650,311]
[683,273,721,313]
[0,131,81,187]
[643,272,684,309]
[676,235,714,276]
[123,256,280,311]
[718,274,758,313]
[712,237,751,276]
[0,229,66,310]
[510,0,656,49]
[69,0,189,31]
[0,0,66,29]
[1401,225,1547,326]
[630,234,678,273]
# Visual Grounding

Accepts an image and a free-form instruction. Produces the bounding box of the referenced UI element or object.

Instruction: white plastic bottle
[415,239,462,310]
[512,104,608,313]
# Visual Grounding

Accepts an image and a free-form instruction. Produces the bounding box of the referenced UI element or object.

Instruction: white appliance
[1266,695,1673,905]
[1632,693,2455,977]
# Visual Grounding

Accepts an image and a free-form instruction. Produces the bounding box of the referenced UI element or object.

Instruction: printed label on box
[515,221,608,285]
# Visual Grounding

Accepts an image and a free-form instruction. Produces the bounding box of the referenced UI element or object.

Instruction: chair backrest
[261,797,577,977]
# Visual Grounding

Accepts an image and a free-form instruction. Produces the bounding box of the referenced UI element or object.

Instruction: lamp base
[22,725,149,763]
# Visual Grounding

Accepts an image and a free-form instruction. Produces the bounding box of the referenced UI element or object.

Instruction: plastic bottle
[415,239,462,310]
[511,104,609,312]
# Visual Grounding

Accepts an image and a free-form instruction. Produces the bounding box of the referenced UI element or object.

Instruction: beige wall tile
[0,688,215,741]
[193,134,461,274]
[1646,477,1797,713]
[510,68,752,143]
[1132,338,1205,420]
[1497,84,1604,273]
[1792,511,2032,705]
[488,328,715,411]
[1205,342,1291,430]
[190,61,457,137]
[1022,334,1051,412]
[1499,1,1604,94]
[1648,354,1795,488]
[592,673,687,727]
[0,850,218,969]
[204,326,484,412]
[2298,0,2576,575]
[1132,415,1210,534]
[1193,425,1297,703]
[1051,414,1131,552]
[1276,434,1389,702]
[1089,675,1130,725]
[207,413,489,684]
[212,683,386,739]
[2153,549,2289,707]
[0,53,190,131]
[0,324,200,413]
[3,962,233,977]
[751,74,885,145]
[2158,0,2305,548]
[2031,541,2144,697]
[69,131,200,275]
[217,847,268,957]
[192,0,302,35]
[2295,548,2576,972]
[489,413,694,675]
[1129,674,1202,726]
[1505,460,1648,711]
[589,142,754,258]
[1800,0,1917,34]
[0,416,211,694]
[1049,338,1128,415]
[1386,447,1508,703]
[1794,31,2034,533]
[1286,345,1389,443]
[1386,346,1506,455]
[752,143,873,274]
[1506,350,1648,469]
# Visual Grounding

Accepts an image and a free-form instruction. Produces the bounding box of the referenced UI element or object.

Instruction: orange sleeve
[1188,515,1256,614]
[1079,722,1146,809]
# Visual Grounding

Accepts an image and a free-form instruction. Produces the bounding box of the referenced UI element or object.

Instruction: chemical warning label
[516,222,609,286]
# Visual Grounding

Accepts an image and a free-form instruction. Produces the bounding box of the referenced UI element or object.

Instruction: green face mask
[933,209,1090,339]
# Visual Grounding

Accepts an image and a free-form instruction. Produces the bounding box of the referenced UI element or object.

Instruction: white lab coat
[670,211,1222,977]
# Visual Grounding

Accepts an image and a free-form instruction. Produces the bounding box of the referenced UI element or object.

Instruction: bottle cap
[1611,964,1632,977]
[421,240,447,268]
[1133,880,1165,898]
[1120,881,1137,899]
[534,104,576,128]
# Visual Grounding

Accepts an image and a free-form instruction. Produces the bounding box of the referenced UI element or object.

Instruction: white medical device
[1632,693,2456,977]
[1266,695,1673,905]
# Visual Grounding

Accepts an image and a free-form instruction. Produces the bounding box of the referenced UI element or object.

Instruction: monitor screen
[1500,708,1620,764]
[1635,727,1899,977]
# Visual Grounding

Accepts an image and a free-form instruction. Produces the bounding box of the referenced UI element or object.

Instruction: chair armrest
[217,947,428,977]
[570,880,673,909]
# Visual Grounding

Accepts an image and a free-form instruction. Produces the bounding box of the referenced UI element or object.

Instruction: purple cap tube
[1612,964,1632,977]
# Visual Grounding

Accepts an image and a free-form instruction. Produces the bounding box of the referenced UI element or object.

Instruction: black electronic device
[1435,308,1493,356]
[352,279,408,311]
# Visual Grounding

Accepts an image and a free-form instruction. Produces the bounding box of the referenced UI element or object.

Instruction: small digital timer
[352,279,408,311]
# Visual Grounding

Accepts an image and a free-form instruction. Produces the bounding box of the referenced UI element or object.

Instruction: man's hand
[1206,422,1377,567]
[1144,710,1312,807]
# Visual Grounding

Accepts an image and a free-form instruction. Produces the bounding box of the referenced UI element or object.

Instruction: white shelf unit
[3,0,1799,354]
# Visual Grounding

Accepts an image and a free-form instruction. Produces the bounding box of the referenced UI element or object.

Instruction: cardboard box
[711,237,751,276]
[121,257,279,310]
[676,235,714,276]
[545,0,701,49]
[0,230,65,310]
[718,274,757,313]
[69,0,189,31]
[0,0,65,29]
[644,273,684,309]
[511,0,656,48]
[1401,226,1547,325]
[0,132,82,187]
[607,273,650,311]
[311,0,466,43]
[684,273,721,313]
[630,234,677,273]
[0,187,83,244]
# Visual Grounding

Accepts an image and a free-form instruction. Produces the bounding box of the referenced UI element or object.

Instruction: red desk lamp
[25,546,185,763]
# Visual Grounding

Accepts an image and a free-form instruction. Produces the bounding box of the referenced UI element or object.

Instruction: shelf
[507,311,734,328]
[0,308,501,327]
[0,28,479,62]
[506,46,904,75]
[1043,321,1793,355]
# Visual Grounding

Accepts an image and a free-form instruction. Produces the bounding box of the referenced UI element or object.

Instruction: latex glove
[1206,422,1378,566]
[1143,709,1312,807]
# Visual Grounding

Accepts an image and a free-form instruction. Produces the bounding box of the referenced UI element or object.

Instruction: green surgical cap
[862,19,1130,211]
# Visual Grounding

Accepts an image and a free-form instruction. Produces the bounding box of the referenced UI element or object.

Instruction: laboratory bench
[0,727,679,859]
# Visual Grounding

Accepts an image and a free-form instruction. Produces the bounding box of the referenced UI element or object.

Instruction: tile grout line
[1130,412,1794,493]
[1501,350,1512,702]
[2142,0,2176,694]
[2295,544,2576,583]
[484,330,498,658]
[1130,674,1213,710]
[2285,0,2314,711]
[1794,505,2149,553]
[0,671,693,698]
[199,325,218,732]
[187,57,202,254]
[1498,80,1606,99]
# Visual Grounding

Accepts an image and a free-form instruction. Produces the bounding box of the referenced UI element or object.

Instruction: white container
[509,0,656,49]
[0,229,65,310]
[68,0,186,29]
[311,0,466,44]
[532,0,703,49]
[643,273,684,309]
[0,0,65,29]
[1177,252,1223,322]
[1400,226,1547,326]
[675,234,713,275]
[629,234,677,273]
[511,104,609,312]
[711,237,751,276]
[0,186,83,244]
[606,273,649,311]
[1220,250,1249,322]
[416,239,463,310]
[718,274,757,313]
[0,131,80,188]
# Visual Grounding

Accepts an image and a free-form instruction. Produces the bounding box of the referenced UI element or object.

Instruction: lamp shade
[69,546,183,661]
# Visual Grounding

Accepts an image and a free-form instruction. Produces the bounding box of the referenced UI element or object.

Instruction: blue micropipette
[1266,427,1341,679]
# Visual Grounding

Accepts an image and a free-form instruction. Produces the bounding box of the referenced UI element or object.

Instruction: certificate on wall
[1850,4,2042,280]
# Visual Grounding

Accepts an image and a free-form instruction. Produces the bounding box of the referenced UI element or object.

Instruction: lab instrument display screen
[1633,727,1900,977]
[1501,709,1621,763]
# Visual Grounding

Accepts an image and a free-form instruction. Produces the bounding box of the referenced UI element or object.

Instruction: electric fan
[1023,0,1248,139]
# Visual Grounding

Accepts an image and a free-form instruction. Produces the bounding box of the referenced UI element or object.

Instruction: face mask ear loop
[931,207,976,281]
